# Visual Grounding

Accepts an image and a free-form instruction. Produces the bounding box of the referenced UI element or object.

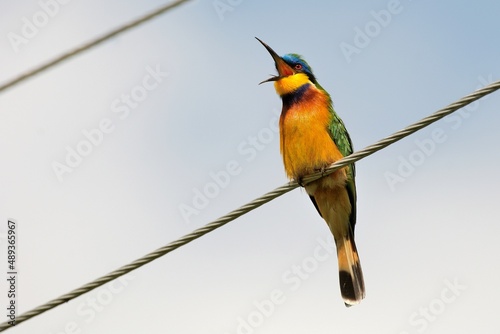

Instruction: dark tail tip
[339,269,365,307]
[339,270,357,304]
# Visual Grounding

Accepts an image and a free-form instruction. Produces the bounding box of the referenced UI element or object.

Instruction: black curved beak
[256,37,294,84]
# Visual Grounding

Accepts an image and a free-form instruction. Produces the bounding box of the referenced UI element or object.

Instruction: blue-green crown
[282,54,317,83]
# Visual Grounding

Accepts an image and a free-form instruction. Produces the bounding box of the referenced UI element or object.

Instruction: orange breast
[279,86,344,180]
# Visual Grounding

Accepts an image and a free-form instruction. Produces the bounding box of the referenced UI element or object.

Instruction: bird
[256,37,365,306]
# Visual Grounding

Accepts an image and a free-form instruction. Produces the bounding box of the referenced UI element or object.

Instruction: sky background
[1,0,500,333]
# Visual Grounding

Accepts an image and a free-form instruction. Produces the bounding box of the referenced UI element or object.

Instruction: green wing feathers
[328,110,354,157]
[328,106,357,229]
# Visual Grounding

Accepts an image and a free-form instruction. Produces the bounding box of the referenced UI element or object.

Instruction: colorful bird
[257,38,365,306]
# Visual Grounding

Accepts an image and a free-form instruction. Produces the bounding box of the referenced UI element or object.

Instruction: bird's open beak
[256,37,294,84]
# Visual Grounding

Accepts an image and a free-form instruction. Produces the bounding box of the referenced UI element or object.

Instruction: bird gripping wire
[1,79,499,331]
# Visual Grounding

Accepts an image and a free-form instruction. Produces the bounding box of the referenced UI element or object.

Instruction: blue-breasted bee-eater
[257,38,365,306]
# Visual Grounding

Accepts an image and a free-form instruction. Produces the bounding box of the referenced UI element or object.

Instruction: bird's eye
[294,64,302,70]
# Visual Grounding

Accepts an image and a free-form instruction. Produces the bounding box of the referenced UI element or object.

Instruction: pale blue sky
[1,1,500,333]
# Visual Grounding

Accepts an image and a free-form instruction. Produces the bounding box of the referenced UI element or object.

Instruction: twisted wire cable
[0,0,191,93]
[302,80,500,184]
[1,80,499,331]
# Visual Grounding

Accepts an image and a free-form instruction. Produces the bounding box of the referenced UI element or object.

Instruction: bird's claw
[296,166,329,187]
[296,176,306,187]
[317,166,328,177]
[312,166,329,179]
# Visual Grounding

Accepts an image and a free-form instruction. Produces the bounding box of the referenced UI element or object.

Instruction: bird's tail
[336,230,365,307]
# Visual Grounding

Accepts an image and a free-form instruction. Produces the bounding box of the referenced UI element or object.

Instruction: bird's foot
[315,166,329,178]
[296,176,306,187]
[297,166,329,187]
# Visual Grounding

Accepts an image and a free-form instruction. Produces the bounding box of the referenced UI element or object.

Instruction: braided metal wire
[1,80,499,331]
[302,81,500,184]
[0,0,191,93]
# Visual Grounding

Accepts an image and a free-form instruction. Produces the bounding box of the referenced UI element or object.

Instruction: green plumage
[328,106,357,228]
[317,86,357,229]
